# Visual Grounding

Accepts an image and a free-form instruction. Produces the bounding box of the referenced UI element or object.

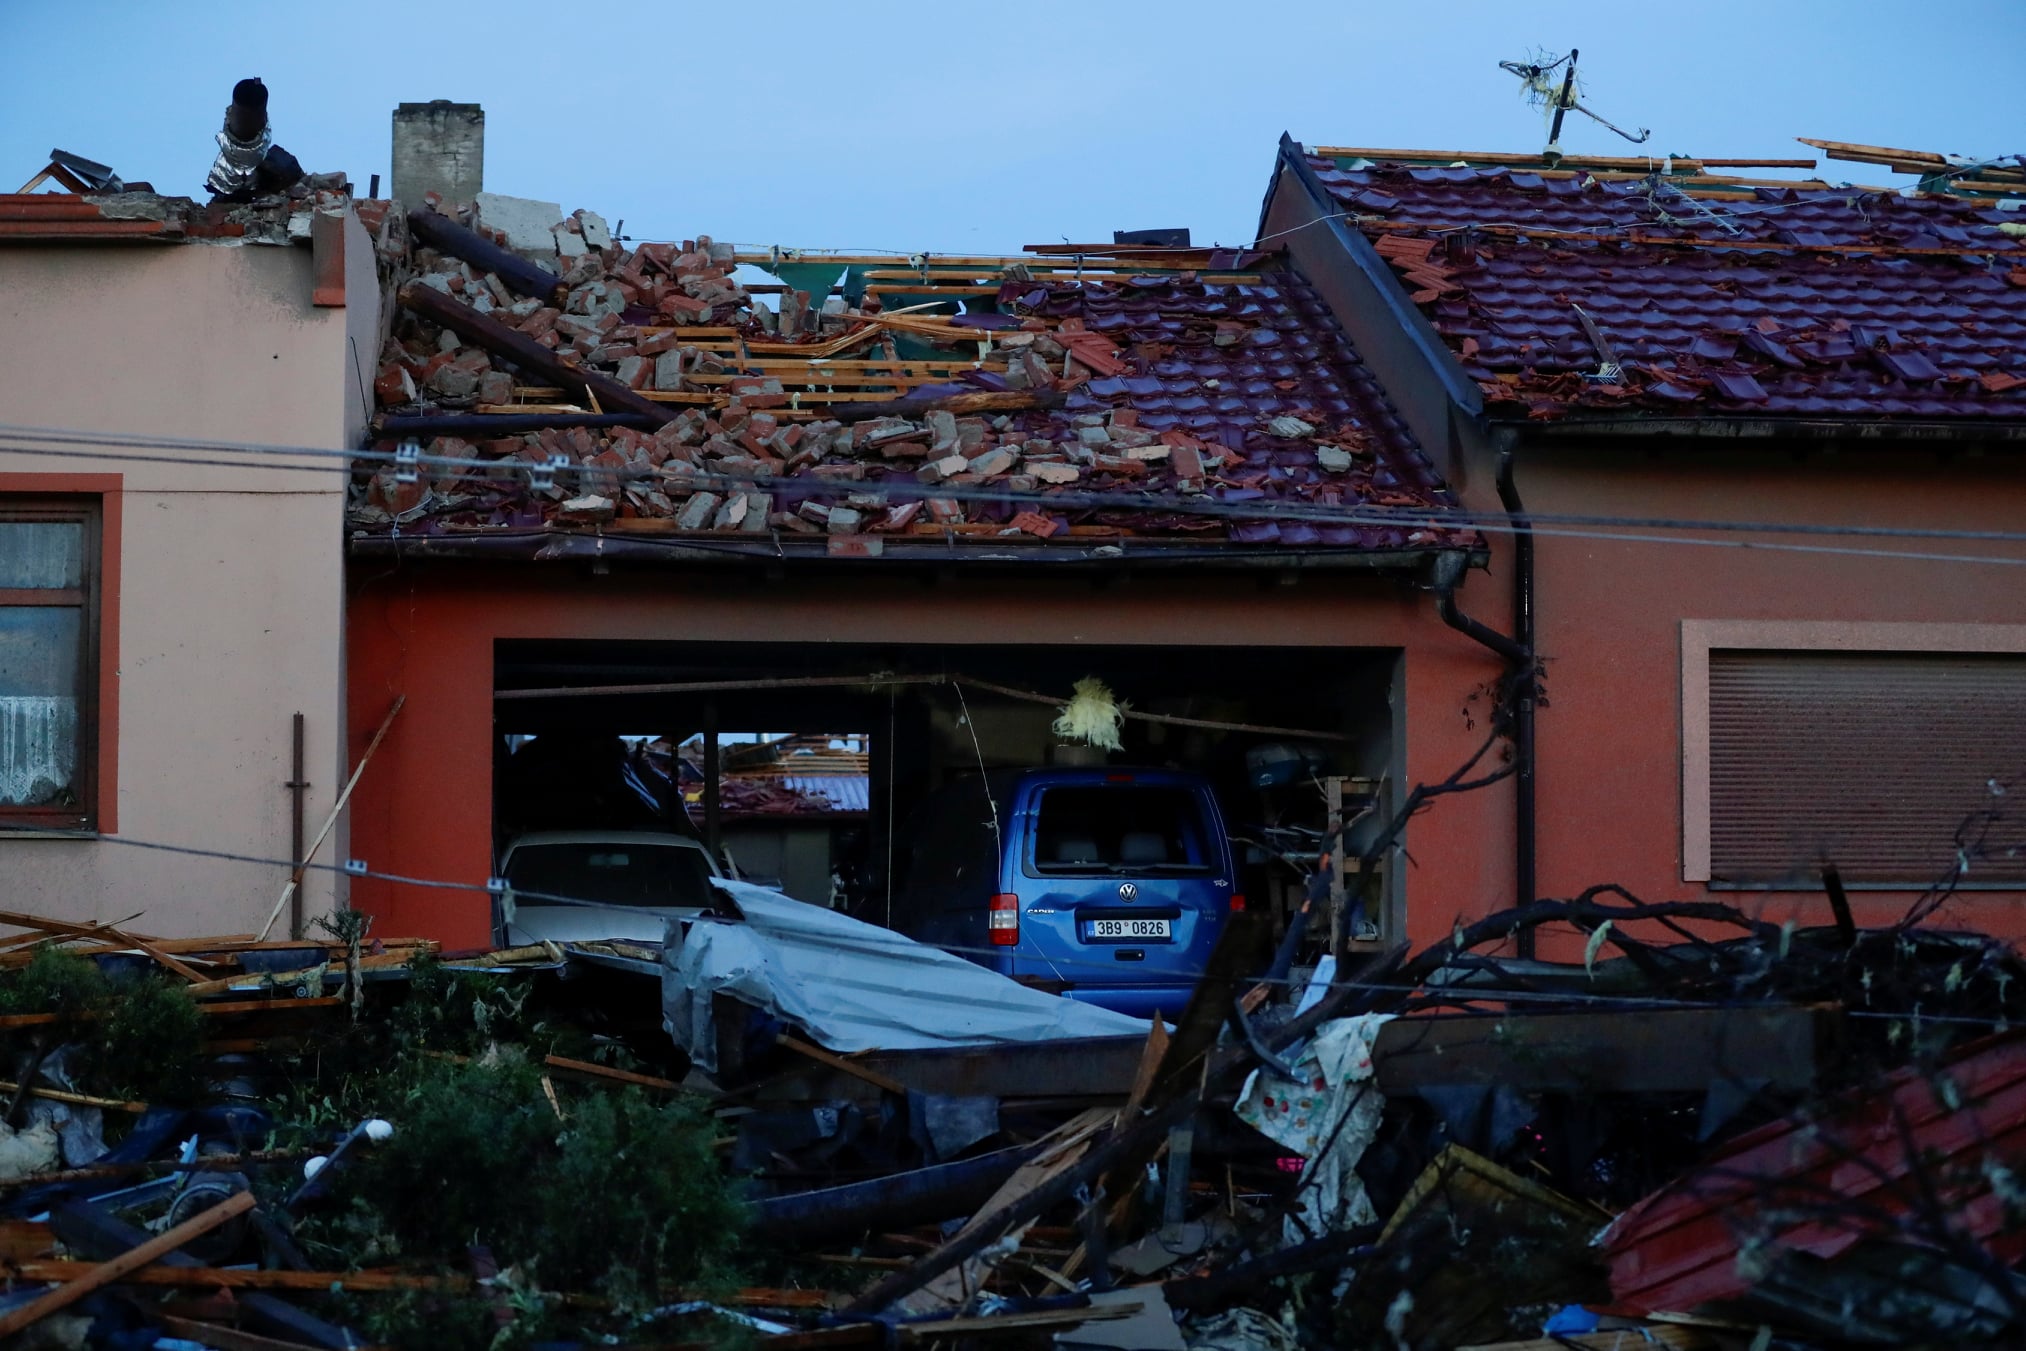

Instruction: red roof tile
[1305,153,2026,422]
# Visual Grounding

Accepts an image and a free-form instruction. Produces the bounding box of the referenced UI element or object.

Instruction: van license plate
[1087,918,1171,941]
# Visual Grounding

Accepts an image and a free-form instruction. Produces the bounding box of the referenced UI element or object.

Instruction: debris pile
[3,880,2023,1350]
[351,201,1471,554]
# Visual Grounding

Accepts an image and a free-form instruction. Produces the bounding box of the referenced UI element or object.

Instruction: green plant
[0,949,205,1105]
[293,1056,746,1346]
[87,968,205,1103]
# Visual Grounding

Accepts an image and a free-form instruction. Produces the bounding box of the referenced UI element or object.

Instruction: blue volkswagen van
[895,768,1240,1019]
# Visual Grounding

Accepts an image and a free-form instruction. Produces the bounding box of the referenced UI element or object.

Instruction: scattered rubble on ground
[1,877,2021,1349]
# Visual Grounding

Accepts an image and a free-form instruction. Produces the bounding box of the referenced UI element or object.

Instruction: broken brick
[969,448,1020,478]
[1009,511,1062,538]
[374,364,417,405]
[678,492,721,530]
[556,494,616,524]
[916,454,971,483]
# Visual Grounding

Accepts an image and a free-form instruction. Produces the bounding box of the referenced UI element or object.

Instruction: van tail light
[988,893,1020,946]
[1229,893,1246,913]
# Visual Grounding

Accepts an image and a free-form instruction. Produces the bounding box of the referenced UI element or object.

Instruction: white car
[495,830,724,946]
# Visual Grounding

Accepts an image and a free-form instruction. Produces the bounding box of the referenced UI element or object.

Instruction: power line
[1,819,2015,1027]
[6,422,2026,570]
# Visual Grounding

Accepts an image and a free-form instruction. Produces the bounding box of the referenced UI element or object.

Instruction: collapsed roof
[1292,141,2026,424]
[352,196,1472,564]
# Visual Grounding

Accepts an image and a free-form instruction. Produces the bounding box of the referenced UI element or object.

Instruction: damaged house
[1259,137,2026,953]
[0,128,375,936]
[342,178,1509,953]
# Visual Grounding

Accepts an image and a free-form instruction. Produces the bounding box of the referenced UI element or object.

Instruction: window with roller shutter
[1707,650,2026,885]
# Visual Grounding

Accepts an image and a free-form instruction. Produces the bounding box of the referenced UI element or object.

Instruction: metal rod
[287,712,308,941]
[496,672,1354,743]
[1547,49,1579,151]
[496,673,945,701]
[702,701,721,868]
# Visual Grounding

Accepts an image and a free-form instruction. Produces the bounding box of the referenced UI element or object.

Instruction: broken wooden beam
[775,1034,908,1096]
[8,1257,456,1293]
[0,1079,148,1114]
[374,411,654,438]
[406,208,566,306]
[825,389,1065,424]
[0,1191,254,1338]
[46,1198,357,1349]
[541,1054,681,1093]
[396,281,674,427]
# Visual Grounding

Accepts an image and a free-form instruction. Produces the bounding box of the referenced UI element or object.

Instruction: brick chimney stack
[389,100,483,207]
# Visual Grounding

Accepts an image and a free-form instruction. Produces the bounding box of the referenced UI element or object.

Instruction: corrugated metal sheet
[1709,651,2026,883]
[782,774,869,813]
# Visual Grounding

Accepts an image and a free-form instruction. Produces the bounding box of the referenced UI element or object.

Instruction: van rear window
[1031,786,1212,874]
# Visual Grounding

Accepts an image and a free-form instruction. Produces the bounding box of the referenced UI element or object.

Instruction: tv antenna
[1499,49,1650,161]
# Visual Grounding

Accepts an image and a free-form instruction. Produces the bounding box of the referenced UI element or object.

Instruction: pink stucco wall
[0,216,376,936]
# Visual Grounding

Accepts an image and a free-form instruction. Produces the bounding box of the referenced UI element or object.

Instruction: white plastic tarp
[663,880,1148,1072]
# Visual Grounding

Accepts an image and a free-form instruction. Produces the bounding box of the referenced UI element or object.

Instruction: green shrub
[0,948,205,1105]
[299,1055,745,1344]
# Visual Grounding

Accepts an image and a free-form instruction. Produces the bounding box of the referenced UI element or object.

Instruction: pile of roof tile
[354,201,1468,553]
[1309,154,2026,421]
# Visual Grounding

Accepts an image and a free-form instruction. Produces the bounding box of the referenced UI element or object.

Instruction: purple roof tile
[1309,152,2026,422]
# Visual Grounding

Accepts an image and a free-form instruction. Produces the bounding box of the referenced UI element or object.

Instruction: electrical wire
[0,820,2018,1032]
[6,423,2026,571]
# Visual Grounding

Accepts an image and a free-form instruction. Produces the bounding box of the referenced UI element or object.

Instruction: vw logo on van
[1117,882,1139,901]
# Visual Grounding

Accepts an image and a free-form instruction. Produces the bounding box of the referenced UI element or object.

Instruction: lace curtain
[0,696,77,805]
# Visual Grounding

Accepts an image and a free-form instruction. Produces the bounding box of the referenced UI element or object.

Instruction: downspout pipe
[1430,517,1538,954]
[1495,433,1538,955]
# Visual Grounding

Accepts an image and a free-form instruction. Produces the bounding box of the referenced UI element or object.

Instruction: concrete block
[473,192,561,257]
[575,210,612,250]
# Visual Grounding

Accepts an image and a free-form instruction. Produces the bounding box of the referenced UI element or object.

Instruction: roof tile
[1306,152,2026,421]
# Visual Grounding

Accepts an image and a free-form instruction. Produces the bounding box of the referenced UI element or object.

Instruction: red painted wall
[344,564,1511,951]
[1517,448,2026,959]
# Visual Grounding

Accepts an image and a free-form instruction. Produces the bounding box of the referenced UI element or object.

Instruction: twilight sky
[4,0,2021,253]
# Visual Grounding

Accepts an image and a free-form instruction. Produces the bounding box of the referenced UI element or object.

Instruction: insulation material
[1051,677,1126,752]
[1235,1013,1393,1244]
[663,880,1146,1071]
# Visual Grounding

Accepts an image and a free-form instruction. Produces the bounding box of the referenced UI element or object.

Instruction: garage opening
[492,640,1402,957]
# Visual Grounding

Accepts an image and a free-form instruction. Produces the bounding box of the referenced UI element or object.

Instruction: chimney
[389,100,483,206]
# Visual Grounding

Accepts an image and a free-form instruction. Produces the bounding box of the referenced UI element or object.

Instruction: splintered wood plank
[0,1192,255,1338]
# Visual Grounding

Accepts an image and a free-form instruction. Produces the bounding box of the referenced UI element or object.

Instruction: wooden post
[286,712,307,941]
[257,696,405,941]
